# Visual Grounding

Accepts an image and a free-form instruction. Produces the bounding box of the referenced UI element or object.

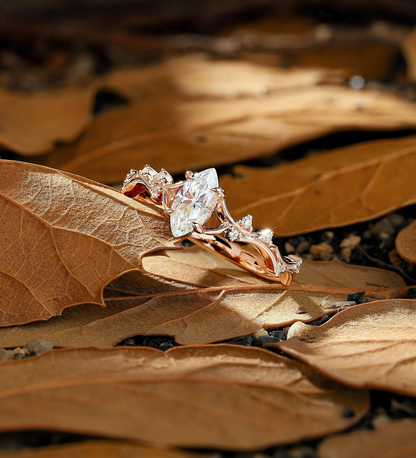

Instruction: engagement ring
[122,166,302,285]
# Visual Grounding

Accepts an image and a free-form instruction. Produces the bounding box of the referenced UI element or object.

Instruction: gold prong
[212,187,225,198]
[192,221,205,234]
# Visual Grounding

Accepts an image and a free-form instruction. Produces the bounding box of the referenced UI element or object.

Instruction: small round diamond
[257,229,274,245]
[226,227,240,242]
[237,215,253,232]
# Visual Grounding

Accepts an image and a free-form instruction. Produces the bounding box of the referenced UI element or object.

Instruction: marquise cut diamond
[170,168,219,237]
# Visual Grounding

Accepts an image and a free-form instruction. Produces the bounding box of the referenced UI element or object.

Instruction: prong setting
[192,222,205,234]
[211,187,225,199]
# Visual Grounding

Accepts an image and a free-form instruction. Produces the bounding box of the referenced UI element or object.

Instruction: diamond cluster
[123,165,173,201]
[225,214,275,247]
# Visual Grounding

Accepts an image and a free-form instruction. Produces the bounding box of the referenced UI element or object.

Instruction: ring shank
[191,233,294,285]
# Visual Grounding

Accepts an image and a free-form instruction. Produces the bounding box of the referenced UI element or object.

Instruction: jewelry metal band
[121,165,302,285]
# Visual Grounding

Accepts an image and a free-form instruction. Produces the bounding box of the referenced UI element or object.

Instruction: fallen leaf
[318,418,416,458]
[143,246,405,289]
[0,247,405,347]
[403,27,416,82]
[42,62,416,183]
[0,345,369,449]
[292,42,397,81]
[0,441,200,458]
[223,14,398,80]
[0,84,98,155]
[396,220,416,263]
[276,300,416,396]
[221,136,416,235]
[105,55,342,99]
[0,160,175,326]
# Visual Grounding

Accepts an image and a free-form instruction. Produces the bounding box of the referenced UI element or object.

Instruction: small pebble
[331,301,356,309]
[321,231,334,242]
[371,217,395,237]
[320,251,334,261]
[287,322,312,339]
[297,240,310,253]
[224,335,260,347]
[343,407,356,418]
[258,335,284,345]
[318,314,330,325]
[347,291,365,304]
[373,413,390,428]
[340,234,361,249]
[285,242,296,254]
[25,340,54,355]
[310,242,333,257]
[13,348,28,359]
[268,329,286,340]
[386,213,405,228]
[388,249,402,268]
[362,230,372,239]
[287,446,315,458]
[295,307,307,314]
[0,349,14,362]
[254,328,269,338]
[391,398,416,415]
[159,341,174,351]
[340,247,352,261]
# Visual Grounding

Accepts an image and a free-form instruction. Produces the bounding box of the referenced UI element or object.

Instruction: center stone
[170,168,219,237]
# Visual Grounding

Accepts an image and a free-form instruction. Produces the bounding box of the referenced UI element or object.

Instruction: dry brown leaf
[105,55,342,99]
[0,247,405,347]
[318,418,416,458]
[221,136,416,236]
[0,441,200,458]
[396,220,416,263]
[42,61,416,183]
[292,42,397,80]
[223,14,397,80]
[0,345,369,449]
[0,85,97,155]
[276,300,416,396]
[0,160,175,326]
[403,27,416,83]
[143,246,405,289]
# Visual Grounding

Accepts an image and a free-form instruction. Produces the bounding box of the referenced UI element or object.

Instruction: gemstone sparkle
[257,229,274,245]
[170,168,219,237]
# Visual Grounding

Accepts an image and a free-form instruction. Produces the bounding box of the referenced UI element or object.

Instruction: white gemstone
[227,227,240,242]
[238,214,253,231]
[258,229,274,245]
[155,169,173,186]
[141,165,157,177]
[170,168,219,237]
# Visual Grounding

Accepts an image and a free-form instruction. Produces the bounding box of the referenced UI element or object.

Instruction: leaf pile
[2,3,416,457]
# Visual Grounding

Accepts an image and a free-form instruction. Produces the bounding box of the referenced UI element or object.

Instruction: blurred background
[0,0,414,101]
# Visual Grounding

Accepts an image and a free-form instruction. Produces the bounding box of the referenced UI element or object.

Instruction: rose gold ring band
[121,165,302,286]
